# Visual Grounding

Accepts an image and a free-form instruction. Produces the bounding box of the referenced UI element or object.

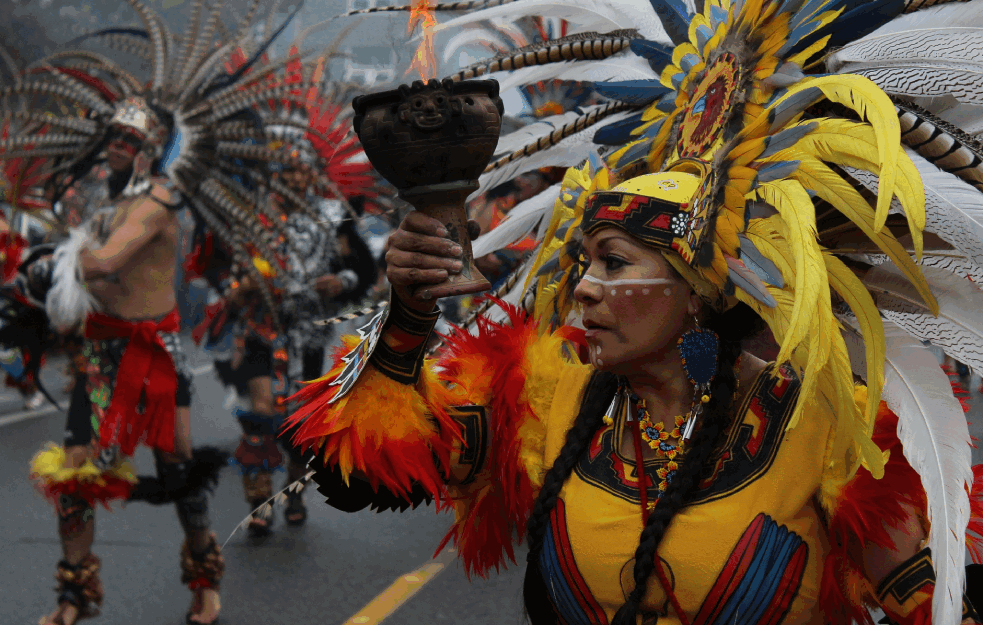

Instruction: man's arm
[81,191,168,279]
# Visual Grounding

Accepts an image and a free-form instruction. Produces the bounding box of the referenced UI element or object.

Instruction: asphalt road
[1,337,527,625]
[3,338,983,625]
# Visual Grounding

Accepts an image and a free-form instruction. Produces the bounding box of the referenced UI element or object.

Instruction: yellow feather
[744,219,796,282]
[780,121,925,259]
[729,136,768,168]
[787,34,831,70]
[661,65,682,91]
[715,209,744,257]
[728,165,759,182]
[672,42,701,71]
[704,26,727,57]
[823,253,887,454]
[702,243,730,287]
[756,180,824,364]
[723,184,749,211]
[689,13,712,39]
[771,76,901,233]
[783,151,937,315]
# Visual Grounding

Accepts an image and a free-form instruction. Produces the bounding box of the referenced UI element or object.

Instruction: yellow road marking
[341,547,458,625]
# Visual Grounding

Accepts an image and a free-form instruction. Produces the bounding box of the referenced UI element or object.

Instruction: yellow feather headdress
[523,0,941,486]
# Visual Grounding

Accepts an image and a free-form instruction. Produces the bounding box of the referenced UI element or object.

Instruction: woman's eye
[602,255,627,271]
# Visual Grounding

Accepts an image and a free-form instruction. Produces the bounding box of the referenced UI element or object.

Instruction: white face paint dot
[642,288,650,295]
[625,289,633,296]
[596,358,604,366]
[610,289,617,296]
[664,288,672,297]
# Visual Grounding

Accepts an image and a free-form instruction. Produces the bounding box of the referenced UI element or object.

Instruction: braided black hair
[522,302,763,624]
[523,369,619,624]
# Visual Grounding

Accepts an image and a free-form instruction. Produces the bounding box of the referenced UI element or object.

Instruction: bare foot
[187,588,221,624]
[39,602,78,625]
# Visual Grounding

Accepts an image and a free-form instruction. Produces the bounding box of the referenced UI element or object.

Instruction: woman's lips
[584,328,608,340]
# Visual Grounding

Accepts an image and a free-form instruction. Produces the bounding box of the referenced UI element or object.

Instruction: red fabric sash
[86,309,181,456]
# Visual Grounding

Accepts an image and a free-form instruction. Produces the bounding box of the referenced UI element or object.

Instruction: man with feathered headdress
[22,95,225,625]
[0,1,340,622]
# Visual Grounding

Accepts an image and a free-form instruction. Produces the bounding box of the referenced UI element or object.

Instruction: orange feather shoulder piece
[286,302,582,578]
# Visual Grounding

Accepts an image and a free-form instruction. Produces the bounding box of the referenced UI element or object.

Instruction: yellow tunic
[537,362,832,624]
[292,314,898,624]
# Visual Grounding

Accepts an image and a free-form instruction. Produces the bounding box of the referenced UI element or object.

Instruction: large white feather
[863,263,983,375]
[442,27,512,65]
[841,316,971,625]
[477,110,633,192]
[433,0,670,42]
[827,0,983,106]
[495,106,611,156]
[859,251,983,287]
[490,52,656,94]
[845,147,983,270]
[938,102,983,136]
[46,227,100,333]
[472,184,562,257]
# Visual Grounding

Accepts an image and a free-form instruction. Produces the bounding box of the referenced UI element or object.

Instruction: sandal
[284,491,307,526]
[181,535,223,625]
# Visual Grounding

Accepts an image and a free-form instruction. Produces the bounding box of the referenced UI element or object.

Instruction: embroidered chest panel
[572,363,801,506]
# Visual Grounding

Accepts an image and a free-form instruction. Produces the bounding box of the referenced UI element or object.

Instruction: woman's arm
[820,391,981,625]
[284,211,579,576]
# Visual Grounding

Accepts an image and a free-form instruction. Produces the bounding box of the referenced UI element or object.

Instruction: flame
[405,0,438,82]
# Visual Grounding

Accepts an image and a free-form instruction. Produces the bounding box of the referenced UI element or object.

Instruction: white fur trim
[46,227,100,332]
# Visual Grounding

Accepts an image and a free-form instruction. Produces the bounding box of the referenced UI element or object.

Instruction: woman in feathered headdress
[284,0,983,623]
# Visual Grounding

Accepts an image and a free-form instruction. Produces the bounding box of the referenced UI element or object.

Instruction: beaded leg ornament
[677,325,720,440]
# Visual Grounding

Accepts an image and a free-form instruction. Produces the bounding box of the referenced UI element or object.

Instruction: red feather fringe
[432,303,555,578]
[819,402,927,625]
[943,365,972,414]
[285,340,461,509]
[40,476,134,509]
[286,301,560,579]
[968,464,983,564]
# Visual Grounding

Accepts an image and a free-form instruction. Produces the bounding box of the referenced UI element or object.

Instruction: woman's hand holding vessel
[385,211,480,311]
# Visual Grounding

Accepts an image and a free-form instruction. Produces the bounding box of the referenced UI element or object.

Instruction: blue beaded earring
[677,321,719,440]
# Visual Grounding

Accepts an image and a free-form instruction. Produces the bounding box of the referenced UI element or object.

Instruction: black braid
[523,370,620,625]
[610,324,743,625]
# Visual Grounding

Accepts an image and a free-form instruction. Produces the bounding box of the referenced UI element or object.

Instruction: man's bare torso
[88,184,179,320]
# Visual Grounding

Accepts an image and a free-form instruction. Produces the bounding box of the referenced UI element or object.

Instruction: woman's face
[574,227,700,373]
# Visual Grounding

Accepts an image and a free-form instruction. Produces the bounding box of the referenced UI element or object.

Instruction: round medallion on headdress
[676,53,741,159]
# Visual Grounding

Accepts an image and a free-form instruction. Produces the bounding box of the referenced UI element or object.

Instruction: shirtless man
[29,98,222,625]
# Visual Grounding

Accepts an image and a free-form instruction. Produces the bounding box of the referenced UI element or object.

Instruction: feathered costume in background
[0,0,375,506]
[281,1,983,623]
[186,34,384,350]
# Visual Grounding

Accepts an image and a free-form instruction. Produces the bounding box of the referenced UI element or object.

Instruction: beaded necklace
[630,392,692,500]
